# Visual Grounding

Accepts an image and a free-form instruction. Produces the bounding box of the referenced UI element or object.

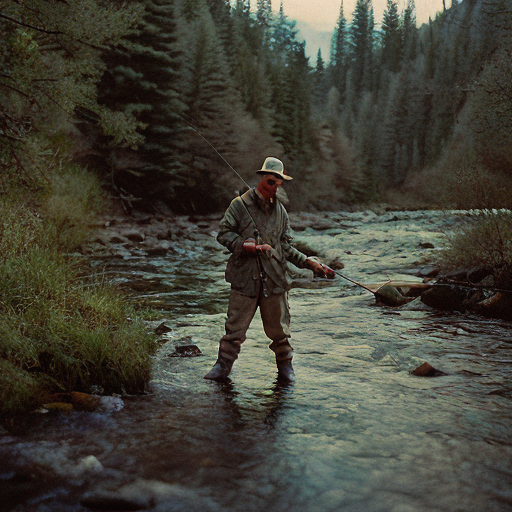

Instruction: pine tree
[330,1,348,99]
[381,0,402,73]
[402,0,417,61]
[348,0,374,96]
[229,0,274,128]
[180,2,250,210]
[269,2,299,55]
[97,0,188,199]
[206,0,234,58]
[266,3,312,156]
[256,0,272,30]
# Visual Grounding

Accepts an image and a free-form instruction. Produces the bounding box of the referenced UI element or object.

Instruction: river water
[1,209,512,512]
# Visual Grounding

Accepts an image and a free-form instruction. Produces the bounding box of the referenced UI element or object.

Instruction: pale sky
[279,0,445,31]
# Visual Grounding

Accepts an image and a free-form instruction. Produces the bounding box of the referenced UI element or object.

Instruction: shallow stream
[1,209,512,512]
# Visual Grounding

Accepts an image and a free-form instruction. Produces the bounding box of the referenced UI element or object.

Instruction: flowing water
[1,209,512,512]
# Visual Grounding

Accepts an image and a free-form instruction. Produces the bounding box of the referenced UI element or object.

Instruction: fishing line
[178,112,251,190]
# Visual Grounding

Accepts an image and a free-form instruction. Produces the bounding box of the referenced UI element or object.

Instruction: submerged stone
[42,402,74,412]
[169,344,202,357]
[154,322,172,335]
[411,362,444,377]
[47,392,101,412]
[374,284,410,307]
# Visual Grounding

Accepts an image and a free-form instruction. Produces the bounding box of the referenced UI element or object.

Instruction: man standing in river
[204,157,335,383]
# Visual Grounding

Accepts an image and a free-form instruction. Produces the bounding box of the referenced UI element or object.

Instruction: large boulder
[420,284,485,312]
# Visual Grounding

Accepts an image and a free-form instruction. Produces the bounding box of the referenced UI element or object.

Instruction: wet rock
[81,490,151,510]
[122,230,145,243]
[154,322,172,335]
[47,392,101,412]
[98,396,124,413]
[472,292,512,320]
[398,296,434,311]
[109,246,132,259]
[143,237,174,256]
[438,266,493,284]
[169,344,202,357]
[420,284,486,312]
[78,455,103,473]
[327,257,345,270]
[109,235,127,244]
[418,242,435,249]
[374,284,411,307]
[42,402,74,412]
[416,265,440,279]
[89,385,104,395]
[411,362,444,377]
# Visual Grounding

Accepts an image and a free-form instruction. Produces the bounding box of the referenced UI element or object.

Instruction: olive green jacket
[217,188,308,296]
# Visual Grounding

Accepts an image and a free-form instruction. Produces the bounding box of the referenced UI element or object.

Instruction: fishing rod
[333,271,376,293]
[178,112,403,298]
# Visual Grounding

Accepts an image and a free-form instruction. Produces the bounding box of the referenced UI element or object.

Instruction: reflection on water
[2,210,512,512]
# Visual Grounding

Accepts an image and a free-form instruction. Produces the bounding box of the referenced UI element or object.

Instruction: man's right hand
[242,238,257,254]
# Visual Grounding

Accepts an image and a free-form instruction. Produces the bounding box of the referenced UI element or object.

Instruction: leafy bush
[440,210,512,288]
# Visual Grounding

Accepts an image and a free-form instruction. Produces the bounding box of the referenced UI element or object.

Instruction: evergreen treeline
[2,0,511,213]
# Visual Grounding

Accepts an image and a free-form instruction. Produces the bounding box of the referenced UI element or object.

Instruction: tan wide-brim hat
[255,157,293,181]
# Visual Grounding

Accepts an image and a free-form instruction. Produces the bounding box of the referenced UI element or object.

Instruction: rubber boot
[204,340,240,381]
[276,358,295,383]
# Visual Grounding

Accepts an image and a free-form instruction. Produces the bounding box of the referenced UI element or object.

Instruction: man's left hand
[321,264,336,279]
[256,243,273,258]
[304,257,335,279]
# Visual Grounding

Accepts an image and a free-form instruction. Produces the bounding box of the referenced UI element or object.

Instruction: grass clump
[0,165,156,415]
[440,209,512,289]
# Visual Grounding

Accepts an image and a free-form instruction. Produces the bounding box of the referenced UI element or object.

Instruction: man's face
[257,174,283,200]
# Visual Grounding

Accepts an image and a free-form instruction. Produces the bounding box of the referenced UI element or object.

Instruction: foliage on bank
[0,166,156,415]
[440,209,512,290]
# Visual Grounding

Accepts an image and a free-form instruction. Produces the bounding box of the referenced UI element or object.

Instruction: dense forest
[1,0,512,213]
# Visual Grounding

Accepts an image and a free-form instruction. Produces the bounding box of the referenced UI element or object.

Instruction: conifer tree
[180,2,250,210]
[348,0,374,96]
[267,3,311,155]
[381,0,402,73]
[269,2,299,55]
[256,0,272,30]
[402,0,417,61]
[98,0,188,198]
[230,0,274,128]
[330,1,348,100]
[206,0,234,58]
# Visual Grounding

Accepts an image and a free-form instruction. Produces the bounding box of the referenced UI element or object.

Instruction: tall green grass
[0,165,156,414]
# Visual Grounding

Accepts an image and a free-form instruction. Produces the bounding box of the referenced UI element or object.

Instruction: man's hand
[304,257,336,279]
[242,238,257,254]
[256,243,272,258]
[242,239,273,257]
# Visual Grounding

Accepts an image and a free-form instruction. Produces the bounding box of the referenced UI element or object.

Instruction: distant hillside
[295,20,333,63]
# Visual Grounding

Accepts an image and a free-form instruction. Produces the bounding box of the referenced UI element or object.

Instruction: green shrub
[440,209,512,288]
